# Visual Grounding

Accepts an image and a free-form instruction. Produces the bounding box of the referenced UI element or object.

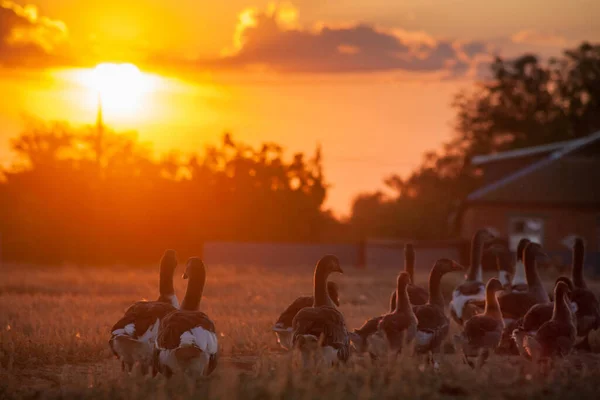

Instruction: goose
[521,281,576,360]
[413,259,464,365]
[389,244,429,308]
[496,242,550,325]
[292,255,349,368]
[569,238,600,338]
[109,249,179,374]
[348,290,394,356]
[511,277,576,357]
[154,257,218,378]
[350,245,428,355]
[273,281,340,350]
[449,229,495,326]
[458,278,505,368]
[378,272,418,356]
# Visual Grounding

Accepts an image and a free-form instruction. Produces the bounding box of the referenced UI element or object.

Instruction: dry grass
[1,262,600,399]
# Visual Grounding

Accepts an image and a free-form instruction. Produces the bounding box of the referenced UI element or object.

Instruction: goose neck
[466,234,484,281]
[313,268,331,307]
[181,270,205,311]
[427,269,445,308]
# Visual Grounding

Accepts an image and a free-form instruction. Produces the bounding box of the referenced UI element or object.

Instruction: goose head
[486,278,504,294]
[316,255,343,276]
[182,257,206,279]
[432,259,464,274]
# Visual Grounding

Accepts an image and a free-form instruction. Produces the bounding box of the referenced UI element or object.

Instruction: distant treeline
[0,123,346,264]
[1,42,599,264]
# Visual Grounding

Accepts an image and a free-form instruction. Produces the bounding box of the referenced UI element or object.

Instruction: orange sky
[0,0,598,215]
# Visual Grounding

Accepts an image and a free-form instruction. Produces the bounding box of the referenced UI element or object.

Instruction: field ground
[2,262,600,399]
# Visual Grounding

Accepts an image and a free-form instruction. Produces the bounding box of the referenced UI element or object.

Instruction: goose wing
[111,301,176,339]
[413,304,449,350]
[274,296,313,329]
[498,292,539,320]
[534,320,576,356]
[156,310,216,350]
[292,306,349,350]
[463,315,503,348]
[521,303,553,332]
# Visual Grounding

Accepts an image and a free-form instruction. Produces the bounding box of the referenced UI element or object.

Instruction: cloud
[0,1,71,67]
[189,3,489,77]
[511,30,568,48]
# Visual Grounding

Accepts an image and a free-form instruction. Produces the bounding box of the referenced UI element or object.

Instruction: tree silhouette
[0,122,334,263]
[350,42,600,240]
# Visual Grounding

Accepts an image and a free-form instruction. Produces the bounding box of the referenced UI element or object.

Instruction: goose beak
[451,261,465,271]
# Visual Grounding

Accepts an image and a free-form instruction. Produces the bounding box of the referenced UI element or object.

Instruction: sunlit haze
[0,0,598,215]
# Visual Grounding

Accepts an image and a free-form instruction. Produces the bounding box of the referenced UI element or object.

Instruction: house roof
[466,130,600,205]
[471,140,570,166]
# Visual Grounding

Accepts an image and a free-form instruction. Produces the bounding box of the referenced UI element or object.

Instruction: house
[456,131,600,263]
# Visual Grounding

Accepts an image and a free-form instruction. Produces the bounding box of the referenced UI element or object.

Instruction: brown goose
[521,281,576,360]
[389,244,429,308]
[154,258,218,378]
[273,282,340,350]
[378,272,418,356]
[459,278,505,368]
[348,291,394,356]
[413,259,464,365]
[569,238,600,337]
[511,277,576,356]
[449,229,495,325]
[109,249,178,374]
[496,242,550,324]
[292,255,349,367]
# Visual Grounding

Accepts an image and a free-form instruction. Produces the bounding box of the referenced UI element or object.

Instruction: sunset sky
[0,0,598,215]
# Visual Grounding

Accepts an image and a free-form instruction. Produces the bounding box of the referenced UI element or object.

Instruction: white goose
[154,257,218,378]
[109,249,179,374]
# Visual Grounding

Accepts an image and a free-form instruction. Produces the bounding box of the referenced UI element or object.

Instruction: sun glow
[77,63,158,118]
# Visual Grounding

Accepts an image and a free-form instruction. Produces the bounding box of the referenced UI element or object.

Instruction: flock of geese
[109,229,600,380]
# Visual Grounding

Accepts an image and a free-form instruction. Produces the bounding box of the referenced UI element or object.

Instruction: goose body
[413,260,464,356]
[459,278,505,367]
[378,272,418,355]
[292,255,349,367]
[154,258,218,378]
[450,229,494,325]
[109,250,178,374]
[512,278,577,356]
[521,281,576,360]
[273,282,339,350]
[497,243,550,325]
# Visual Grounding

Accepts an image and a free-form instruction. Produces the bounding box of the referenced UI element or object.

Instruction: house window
[509,216,544,251]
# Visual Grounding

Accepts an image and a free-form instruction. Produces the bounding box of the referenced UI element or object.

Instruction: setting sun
[77,63,158,118]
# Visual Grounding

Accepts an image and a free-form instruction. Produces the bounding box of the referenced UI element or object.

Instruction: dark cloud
[195,6,489,76]
[0,1,71,67]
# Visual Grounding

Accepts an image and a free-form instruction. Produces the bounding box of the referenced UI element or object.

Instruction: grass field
[2,262,600,399]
